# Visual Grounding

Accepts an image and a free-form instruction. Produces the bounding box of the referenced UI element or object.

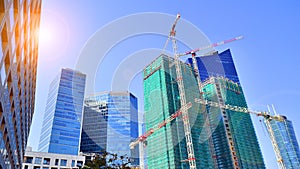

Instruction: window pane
[34,157,42,164]
[55,159,59,165]
[43,158,50,165]
[60,159,67,166]
[25,157,33,163]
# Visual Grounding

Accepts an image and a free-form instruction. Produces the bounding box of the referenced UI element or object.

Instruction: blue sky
[28,1,300,168]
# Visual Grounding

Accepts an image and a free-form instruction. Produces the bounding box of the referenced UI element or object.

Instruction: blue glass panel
[186,49,240,83]
[38,69,86,155]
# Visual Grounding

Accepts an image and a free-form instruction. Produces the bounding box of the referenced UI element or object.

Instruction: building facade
[186,50,265,168]
[203,77,265,168]
[143,55,212,168]
[80,91,139,166]
[22,147,85,169]
[186,49,240,83]
[38,68,86,155]
[144,52,265,168]
[0,0,41,168]
[267,115,300,168]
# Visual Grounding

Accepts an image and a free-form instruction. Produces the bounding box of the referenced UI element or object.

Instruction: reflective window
[39,69,86,155]
[20,5,23,26]
[60,159,67,166]
[0,35,2,61]
[25,157,33,163]
[9,5,14,30]
[34,157,42,164]
[81,92,138,163]
[11,33,15,54]
[77,161,83,167]
[43,158,50,165]
[1,64,6,85]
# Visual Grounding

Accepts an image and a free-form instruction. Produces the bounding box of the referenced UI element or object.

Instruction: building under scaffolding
[143,50,266,168]
[143,55,213,168]
[202,76,265,168]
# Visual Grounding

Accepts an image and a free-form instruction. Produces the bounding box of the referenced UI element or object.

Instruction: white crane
[131,13,244,169]
[194,97,286,169]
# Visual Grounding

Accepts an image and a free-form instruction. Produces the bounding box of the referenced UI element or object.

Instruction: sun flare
[38,26,53,43]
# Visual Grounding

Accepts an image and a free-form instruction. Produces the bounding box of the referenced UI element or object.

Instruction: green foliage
[83,151,131,169]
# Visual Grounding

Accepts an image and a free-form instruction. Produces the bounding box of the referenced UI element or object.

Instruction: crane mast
[190,52,218,168]
[170,13,197,169]
[264,118,285,169]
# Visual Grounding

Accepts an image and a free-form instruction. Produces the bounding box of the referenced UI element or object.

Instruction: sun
[37,9,70,61]
[38,26,53,43]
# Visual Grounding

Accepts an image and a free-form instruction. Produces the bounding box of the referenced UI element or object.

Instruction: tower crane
[134,13,197,169]
[130,13,286,168]
[169,13,197,169]
[179,30,286,168]
[131,14,244,169]
[176,30,243,169]
[194,97,286,169]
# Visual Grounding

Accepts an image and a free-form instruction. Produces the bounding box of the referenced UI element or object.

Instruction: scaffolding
[200,77,266,169]
[143,55,213,169]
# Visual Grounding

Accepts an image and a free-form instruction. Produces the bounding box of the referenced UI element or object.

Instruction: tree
[83,151,131,169]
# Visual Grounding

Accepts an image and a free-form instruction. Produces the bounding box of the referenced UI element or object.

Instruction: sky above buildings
[28,1,300,168]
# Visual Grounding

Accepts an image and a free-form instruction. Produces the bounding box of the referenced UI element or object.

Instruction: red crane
[129,102,192,149]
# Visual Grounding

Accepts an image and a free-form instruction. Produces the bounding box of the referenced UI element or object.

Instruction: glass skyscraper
[38,68,86,155]
[267,115,300,168]
[0,0,42,168]
[80,91,139,166]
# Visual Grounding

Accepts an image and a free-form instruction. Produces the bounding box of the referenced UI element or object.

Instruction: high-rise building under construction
[143,49,265,168]
[187,49,265,168]
[202,76,265,168]
[143,55,212,168]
